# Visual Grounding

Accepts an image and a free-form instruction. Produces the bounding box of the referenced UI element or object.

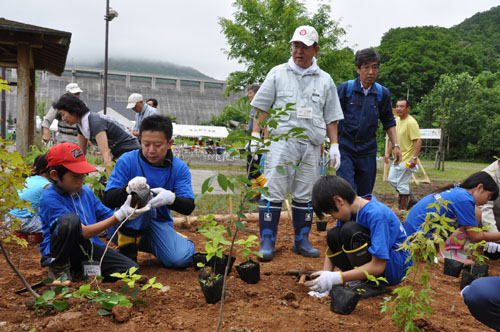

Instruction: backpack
[346,79,383,102]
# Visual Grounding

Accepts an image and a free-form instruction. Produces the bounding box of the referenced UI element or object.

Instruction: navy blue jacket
[337,77,395,154]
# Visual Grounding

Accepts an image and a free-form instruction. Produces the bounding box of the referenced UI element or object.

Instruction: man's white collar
[287,57,319,76]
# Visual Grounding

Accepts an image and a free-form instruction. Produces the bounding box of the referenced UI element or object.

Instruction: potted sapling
[235,235,262,284]
[460,239,489,290]
[330,270,387,315]
[196,215,233,304]
[196,215,235,276]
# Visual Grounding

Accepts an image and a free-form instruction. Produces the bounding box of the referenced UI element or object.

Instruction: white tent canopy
[98,108,135,130]
[173,124,229,139]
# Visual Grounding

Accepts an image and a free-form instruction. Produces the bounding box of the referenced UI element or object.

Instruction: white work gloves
[114,195,151,222]
[304,271,343,293]
[329,143,341,171]
[149,187,176,208]
[484,242,500,254]
[249,132,261,161]
[126,176,149,194]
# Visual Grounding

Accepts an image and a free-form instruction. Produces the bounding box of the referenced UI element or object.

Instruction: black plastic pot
[213,255,236,276]
[192,252,208,271]
[443,258,464,278]
[192,253,235,275]
[460,270,476,290]
[463,264,489,278]
[130,187,151,208]
[316,221,327,232]
[330,286,360,315]
[199,274,224,304]
[471,264,489,278]
[236,260,260,284]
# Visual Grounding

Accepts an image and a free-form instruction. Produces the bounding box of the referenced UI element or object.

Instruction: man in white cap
[250,25,343,261]
[42,83,83,144]
[126,93,158,137]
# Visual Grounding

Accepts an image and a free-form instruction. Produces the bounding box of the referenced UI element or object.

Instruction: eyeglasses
[290,43,315,51]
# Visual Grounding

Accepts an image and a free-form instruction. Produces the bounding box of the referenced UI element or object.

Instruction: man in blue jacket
[103,115,195,267]
[337,48,401,196]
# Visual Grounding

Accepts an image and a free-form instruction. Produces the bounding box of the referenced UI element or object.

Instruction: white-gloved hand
[126,176,149,194]
[304,271,343,293]
[149,187,176,208]
[329,143,341,171]
[484,242,500,254]
[114,195,151,222]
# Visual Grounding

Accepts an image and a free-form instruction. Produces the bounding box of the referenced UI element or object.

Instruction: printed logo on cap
[71,148,83,159]
[299,29,307,36]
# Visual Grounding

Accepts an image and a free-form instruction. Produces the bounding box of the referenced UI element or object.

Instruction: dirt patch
[0,182,494,332]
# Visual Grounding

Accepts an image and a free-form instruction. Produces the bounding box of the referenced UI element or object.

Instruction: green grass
[184,158,491,216]
[187,163,246,172]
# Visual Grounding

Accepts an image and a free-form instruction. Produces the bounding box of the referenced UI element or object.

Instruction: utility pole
[103,1,118,115]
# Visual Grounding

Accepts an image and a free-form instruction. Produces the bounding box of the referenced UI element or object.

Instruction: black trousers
[46,212,138,281]
[326,221,371,272]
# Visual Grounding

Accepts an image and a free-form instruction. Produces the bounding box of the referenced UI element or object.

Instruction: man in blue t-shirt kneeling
[103,115,195,268]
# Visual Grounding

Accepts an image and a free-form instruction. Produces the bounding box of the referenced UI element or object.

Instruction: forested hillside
[77,58,214,80]
[451,5,500,71]
[374,5,500,160]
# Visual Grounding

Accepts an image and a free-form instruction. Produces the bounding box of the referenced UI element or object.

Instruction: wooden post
[28,68,35,147]
[16,43,32,156]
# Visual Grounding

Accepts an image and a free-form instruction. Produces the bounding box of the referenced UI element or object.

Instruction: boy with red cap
[39,143,149,282]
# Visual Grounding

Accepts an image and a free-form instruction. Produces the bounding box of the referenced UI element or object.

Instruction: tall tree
[414,72,500,160]
[377,26,481,104]
[219,0,355,94]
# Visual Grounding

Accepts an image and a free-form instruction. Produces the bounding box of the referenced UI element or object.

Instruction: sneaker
[32,233,43,243]
[13,231,29,240]
[48,263,72,282]
[438,248,472,265]
[349,280,387,299]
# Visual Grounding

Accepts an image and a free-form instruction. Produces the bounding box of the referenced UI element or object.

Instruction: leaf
[217,173,228,191]
[52,300,68,311]
[121,284,129,295]
[234,219,245,229]
[98,309,110,316]
[276,165,285,175]
[42,290,55,301]
[130,287,139,298]
[201,176,215,194]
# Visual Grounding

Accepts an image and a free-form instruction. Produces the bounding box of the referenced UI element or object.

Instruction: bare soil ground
[0,180,496,332]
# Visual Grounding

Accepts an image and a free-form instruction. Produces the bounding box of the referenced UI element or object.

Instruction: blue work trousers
[336,150,377,196]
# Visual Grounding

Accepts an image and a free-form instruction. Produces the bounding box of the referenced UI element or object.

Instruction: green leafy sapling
[381,199,454,331]
[463,233,489,272]
[196,215,231,275]
[235,234,262,265]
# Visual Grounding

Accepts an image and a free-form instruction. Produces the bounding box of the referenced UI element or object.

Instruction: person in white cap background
[41,83,83,144]
[126,93,158,137]
[249,25,343,261]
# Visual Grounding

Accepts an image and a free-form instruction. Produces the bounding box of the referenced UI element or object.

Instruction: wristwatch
[412,156,418,160]
[393,144,400,149]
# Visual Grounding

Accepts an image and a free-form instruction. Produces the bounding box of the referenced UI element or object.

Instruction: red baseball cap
[46,143,96,174]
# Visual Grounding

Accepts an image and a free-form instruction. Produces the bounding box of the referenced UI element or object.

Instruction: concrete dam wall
[4,67,244,125]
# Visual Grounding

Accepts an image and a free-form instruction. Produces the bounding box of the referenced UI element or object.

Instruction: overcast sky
[2,0,498,80]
